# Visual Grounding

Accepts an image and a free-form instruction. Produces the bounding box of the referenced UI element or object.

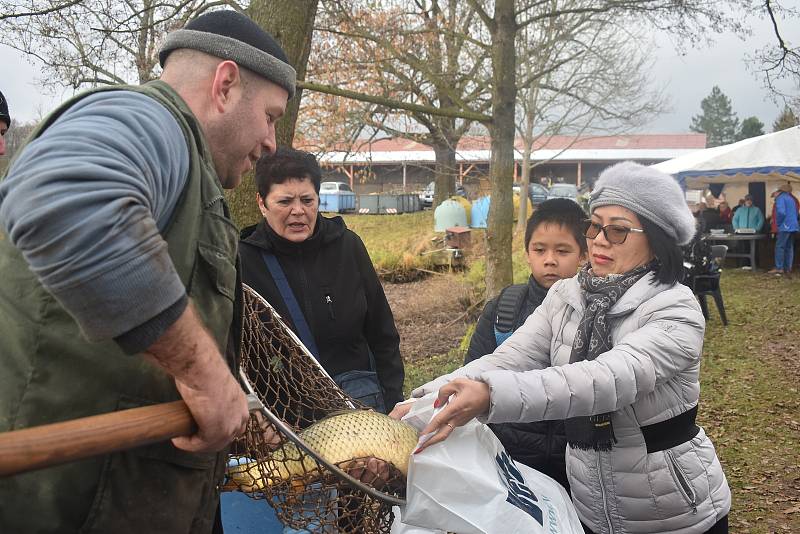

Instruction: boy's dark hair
[639,215,684,285]
[524,198,588,254]
[255,147,321,198]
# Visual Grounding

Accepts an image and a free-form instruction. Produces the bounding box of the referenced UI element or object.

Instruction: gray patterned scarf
[564,262,653,451]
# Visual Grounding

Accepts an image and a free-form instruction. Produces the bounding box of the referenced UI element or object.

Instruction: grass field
[345,210,800,530]
[697,270,800,531]
[342,211,441,280]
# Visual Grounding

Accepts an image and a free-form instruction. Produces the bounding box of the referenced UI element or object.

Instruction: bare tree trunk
[485,0,517,299]
[249,0,319,147]
[515,144,532,234]
[226,0,319,228]
[433,137,458,207]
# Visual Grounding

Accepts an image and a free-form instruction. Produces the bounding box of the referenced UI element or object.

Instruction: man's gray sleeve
[0,91,191,349]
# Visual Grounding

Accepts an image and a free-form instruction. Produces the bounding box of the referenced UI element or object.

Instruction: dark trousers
[582,514,728,534]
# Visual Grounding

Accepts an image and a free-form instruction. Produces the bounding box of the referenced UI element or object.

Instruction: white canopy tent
[652,126,800,189]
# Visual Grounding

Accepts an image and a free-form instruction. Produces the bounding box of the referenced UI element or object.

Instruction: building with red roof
[308,133,706,194]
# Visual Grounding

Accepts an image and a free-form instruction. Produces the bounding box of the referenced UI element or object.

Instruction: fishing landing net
[224,284,408,533]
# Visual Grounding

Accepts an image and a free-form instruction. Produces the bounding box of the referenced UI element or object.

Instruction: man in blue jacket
[769,184,800,275]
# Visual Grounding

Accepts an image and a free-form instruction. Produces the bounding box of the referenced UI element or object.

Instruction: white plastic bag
[390,506,445,534]
[395,394,583,534]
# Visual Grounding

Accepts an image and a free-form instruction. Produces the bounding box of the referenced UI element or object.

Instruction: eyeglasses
[582,220,645,245]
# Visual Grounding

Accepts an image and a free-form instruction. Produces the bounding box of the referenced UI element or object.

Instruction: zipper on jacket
[324,293,336,320]
[597,451,615,534]
[666,450,698,514]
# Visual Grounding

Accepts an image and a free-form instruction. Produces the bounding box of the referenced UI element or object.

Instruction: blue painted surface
[470,196,490,229]
[220,491,284,533]
[319,192,356,213]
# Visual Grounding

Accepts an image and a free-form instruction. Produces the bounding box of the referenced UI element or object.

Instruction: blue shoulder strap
[493,283,528,346]
[260,251,320,358]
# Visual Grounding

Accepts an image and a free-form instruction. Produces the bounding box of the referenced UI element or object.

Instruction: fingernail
[433,398,441,408]
[413,448,421,454]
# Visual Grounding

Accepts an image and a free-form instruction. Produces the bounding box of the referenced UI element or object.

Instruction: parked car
[529,183,549,204]
[320,181,353,193]
[547,183,580,203]
[512,183,549,205]
[419,181,465,208]
[319,181,355,213]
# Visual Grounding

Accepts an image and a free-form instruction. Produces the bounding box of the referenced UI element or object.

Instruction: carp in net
[225,284,416,533]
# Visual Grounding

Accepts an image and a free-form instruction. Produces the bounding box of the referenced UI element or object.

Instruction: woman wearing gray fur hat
[393,161,731,533]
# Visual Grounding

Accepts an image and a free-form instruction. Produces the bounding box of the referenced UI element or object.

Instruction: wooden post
[577,162,582,187]
[402,161,407,192]
[349,164,354,189]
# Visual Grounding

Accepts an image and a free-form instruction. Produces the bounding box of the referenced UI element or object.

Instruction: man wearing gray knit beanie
[0,10,294,532]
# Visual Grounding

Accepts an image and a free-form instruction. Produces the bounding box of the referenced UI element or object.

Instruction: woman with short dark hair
[239,147,405,413]
[393,161,731,533]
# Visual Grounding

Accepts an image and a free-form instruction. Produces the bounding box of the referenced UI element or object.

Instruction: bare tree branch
[0,0,83,20]
[298,80,492,122]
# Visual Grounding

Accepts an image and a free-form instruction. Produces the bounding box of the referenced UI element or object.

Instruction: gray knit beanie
[159,10,296,98]
[589,161,696,245]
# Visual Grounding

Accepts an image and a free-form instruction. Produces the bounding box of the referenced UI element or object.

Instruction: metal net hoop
[226,284,407,533]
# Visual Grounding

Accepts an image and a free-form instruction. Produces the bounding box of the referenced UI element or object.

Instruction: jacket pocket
[333,369,386,413]
[190,241,237,347]
[665,449,698,515]
[196,241,236,301]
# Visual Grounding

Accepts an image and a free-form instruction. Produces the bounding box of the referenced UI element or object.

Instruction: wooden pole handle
[0,400,197,477]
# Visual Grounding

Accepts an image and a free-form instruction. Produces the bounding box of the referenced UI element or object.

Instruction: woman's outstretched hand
[414,378,490,453]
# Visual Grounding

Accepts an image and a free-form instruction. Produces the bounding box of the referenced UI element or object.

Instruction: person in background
[239,147,404,413]
[718,200,732,225]
[768,183,800,275]
[394,161,730,534]
[700,200,723,230]
[0,10,293,533]
[731,194,764,232]
[731,198,745,216]
[464,198,587,491]
[0,89,9,156]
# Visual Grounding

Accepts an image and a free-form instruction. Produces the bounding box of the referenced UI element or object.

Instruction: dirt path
[383,275,474,362]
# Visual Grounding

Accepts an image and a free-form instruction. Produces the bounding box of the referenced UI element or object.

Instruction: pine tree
[737,116,765,140]
[690,86,740,147]
[772,106,799,132]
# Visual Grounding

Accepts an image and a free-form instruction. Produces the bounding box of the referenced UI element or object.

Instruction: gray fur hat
[589,161,696,245]
[159,10,296,98]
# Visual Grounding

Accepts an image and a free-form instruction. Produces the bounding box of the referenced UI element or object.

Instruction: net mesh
[224,285,409,533]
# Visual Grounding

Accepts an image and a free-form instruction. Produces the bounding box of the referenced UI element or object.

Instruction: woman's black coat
[239,216,405,410]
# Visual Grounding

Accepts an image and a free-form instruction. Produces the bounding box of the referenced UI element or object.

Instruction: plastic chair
[691,245,728,326]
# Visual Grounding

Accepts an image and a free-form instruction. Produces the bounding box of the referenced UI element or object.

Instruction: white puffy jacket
[413,273,731,533]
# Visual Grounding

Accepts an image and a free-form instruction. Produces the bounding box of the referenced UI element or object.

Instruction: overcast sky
[2,4,798,133]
